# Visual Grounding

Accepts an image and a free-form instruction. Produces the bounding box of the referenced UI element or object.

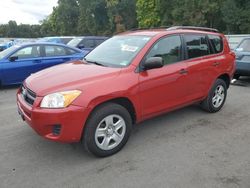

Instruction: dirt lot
[0,78,250,188]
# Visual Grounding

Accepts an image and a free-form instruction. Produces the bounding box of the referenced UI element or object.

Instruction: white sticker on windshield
[120,61,128,66]
[142,37,150,41]
[121,45,138,52]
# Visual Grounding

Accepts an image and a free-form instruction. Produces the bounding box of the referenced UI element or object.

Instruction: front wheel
[200,79,227,113]
[83,103,132,157]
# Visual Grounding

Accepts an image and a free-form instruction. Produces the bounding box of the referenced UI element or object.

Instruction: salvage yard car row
[2,26,250,157]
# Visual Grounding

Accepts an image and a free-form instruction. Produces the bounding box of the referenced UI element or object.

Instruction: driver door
[138,35,190,119]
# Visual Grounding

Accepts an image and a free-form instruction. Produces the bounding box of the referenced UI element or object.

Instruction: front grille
[21,85,36,106]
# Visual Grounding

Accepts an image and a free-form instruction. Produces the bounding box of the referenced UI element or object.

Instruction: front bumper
[17,89,88,143]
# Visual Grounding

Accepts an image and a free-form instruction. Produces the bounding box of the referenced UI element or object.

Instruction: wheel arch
[87,97,137,125]
[218,73,231,88]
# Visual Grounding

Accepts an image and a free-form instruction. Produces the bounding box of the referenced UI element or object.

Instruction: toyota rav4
[17,26,235,157]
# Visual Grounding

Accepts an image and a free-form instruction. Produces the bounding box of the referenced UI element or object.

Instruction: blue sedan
[234,38,250,79]
[0,43,84,86]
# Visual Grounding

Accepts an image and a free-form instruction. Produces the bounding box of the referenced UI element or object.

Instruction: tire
[83,103,132,157]
[200,79,227,113]
[233,74,240,80]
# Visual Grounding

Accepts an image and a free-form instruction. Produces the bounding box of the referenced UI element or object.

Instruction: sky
[0,0,58,25]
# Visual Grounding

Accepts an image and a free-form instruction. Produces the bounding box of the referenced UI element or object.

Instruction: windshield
[84,35,151,67]
[68,38,82,47]
[0,45,19,59]
[237,39,250,52]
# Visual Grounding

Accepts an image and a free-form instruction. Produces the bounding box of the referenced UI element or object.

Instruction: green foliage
[0,21,42,38]
[0,0,250,38]
[136,0,160,28]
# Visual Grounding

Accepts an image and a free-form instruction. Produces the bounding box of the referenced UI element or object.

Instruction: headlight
[40,90,81,108]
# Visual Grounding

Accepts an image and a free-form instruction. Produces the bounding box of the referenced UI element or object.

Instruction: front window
[146,35,182,65]
[0,45,19,59]
[11,46,41,59]
[85,36,151,67]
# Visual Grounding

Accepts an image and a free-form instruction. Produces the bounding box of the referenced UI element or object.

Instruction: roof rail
[166,26,219,33]
[130,26,169,31]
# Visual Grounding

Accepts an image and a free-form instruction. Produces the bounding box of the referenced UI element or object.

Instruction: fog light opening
[52,124,61,136]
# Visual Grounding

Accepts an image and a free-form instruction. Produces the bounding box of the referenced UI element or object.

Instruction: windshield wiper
[83,58,107,67]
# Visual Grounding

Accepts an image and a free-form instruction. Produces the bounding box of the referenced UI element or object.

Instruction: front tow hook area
[18,108,25,121]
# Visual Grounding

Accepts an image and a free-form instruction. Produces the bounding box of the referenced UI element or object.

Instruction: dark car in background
[0,42,84,86]
[226,35,250,50]
[234,38,250,79]
[67,36,108,56]
[38,37,75,44]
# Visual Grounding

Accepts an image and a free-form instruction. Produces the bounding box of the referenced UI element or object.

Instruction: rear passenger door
[182,34,218,100]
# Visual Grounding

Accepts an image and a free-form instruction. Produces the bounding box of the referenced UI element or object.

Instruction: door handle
[33,60,41,63]
[213,62,221,67]
[179,69,188,75]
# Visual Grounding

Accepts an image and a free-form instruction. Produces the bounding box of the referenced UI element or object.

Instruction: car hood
[25,60,122,96]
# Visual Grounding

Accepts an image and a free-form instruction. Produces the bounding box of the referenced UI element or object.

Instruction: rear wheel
[83,103,132,157]
[200,79,227,113]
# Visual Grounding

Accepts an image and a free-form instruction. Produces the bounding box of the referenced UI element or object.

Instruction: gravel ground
[0,78,250,188]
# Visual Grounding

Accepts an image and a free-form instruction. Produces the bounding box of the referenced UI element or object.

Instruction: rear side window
[45,45,67,57]
[184,35,209,59]
[208,35,223,53]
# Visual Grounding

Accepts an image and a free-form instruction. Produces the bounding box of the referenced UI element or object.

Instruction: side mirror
[78,44,85,49]
[9,56,18,62]
[143,57,163,70]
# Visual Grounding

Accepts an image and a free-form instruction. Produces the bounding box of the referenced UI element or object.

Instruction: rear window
[208,35,223,53]
[184,35,209,59]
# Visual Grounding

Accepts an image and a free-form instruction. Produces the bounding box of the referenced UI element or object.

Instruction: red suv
[17,26,235,157]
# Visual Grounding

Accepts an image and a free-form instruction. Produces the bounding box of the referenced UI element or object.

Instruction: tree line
[1,0,250,38]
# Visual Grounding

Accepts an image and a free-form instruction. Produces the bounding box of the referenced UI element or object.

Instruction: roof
[12,42,82,52]
[120,26,221,37]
